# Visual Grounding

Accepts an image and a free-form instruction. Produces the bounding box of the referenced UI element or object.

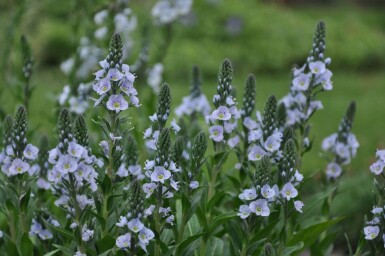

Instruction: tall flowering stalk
[322,102,358,180]
[359,149,385,254]
[280,21,333,168]
[0,106,38,246]
[47,109,99,254]
[91,33,139,242]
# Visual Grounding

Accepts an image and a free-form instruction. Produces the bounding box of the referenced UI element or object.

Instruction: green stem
[17,177,27,235]
[154,187,163,256]
[107,112,117,179]
[278,201,289,255]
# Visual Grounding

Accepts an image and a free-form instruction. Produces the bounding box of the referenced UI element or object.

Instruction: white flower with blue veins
[116,233,131,248]
[261,185,276,199]
[294,200,304,213]
[364,226,380,240]
[106,94,129,113]
[264,132,282,152]
[211,106,231,121]
[249,199,270,216]
[143,183,157,198]
[248,145,266,161]
[248,129,263,143]
[139,227,155,245]
[9,158,30,176]
[107,68,123,82]
[309,61,326,75]
[209,125,224,142]
[128,218,144,233]
[292,73,311,91]
[281,183,298,200]
[23,144,39,160]
[56,155,77,174]
[370,161,385,175]
[326,162,342,179]
[239,188,257,201]
[237,205,251,219]
[151,166,171,184]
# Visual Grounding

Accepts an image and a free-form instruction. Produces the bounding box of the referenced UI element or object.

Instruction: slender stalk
[154,186,163,256]
[278,201,289,255]
[107,111,117,178]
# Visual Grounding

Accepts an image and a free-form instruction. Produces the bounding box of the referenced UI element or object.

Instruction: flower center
[256,206,262,213]
[64,163,70,169]
[158,174,164,180]
[285,190,291,196]
[17,166,22,172]
[218,113,224,118]
[113,102,121,108]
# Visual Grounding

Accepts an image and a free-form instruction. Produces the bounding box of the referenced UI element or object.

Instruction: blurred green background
[1,0,385,251]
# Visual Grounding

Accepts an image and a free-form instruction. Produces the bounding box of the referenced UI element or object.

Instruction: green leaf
[50,226,73,240]
[5,240,19,256]
[96,235,116,253]
[20,233,33,256]
[175,233,204,255]
[207,190,229,213]
[288,217,344,250]
[102,175,112,195]
[98,249,114,256]
[19,188,31,213]
[283,242,304,256]
[53,244,76,254]
[43,249,61,256]
[208,212,237,234]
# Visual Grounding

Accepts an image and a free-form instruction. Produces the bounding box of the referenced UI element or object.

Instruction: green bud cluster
[156,128,171,166]
[73,115,90,149]
[261,243,276,256]
[21,35,33,80]
[191,131,207,162]
[190,66,202,99]
[256,156,271,186]
[214,59,233,108]
[125,133,138,166]
[276,103,287,129]
[172,136,185,166]
[12,106,28,158]
[127,180,145,218]
[57,109,73,153]
[281,139,296,182]
[262,95,277,139]
[106,33,123,68]
[337,101,356,144]
[241,74,256,119]
[156,83,171,129]
[38,135,49,177]
[2,115,13,147]
[309,21,326,62]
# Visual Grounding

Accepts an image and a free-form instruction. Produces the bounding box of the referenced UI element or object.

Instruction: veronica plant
[0,106,38,251]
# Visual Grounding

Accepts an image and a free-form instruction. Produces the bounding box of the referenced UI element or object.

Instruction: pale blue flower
[139,227,155,245]
[261,185,276,199]
[249,199,270,216]
[294,200,304,213]
[281,183,298,200]
[23,144,39,160]
[239,188,257,201]
[128,218,144,233]
[292,73,311,91]
[248,145,266,161]
[151,166,171,184]
[209,125,224,142]
[106,94,129,113]
[116,233,131,248]
[364,226,380,240]
[237,205,251,219]
[9,158,30,176]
